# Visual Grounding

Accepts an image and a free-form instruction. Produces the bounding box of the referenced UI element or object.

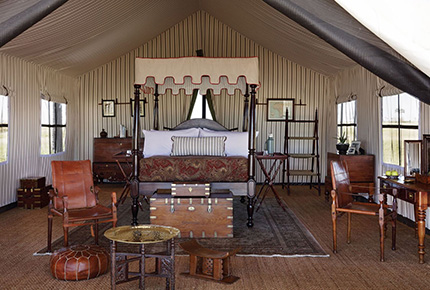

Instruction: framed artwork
[102,100,115,117]
[347,141,361,155]
[130,99,145,117]
[267,98,294,121]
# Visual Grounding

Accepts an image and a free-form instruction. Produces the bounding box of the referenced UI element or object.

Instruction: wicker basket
[415,173,430,184]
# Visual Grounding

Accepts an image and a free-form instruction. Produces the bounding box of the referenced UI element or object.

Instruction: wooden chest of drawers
[325,152,375,197]
[93,138,142,183]
[150,192,233,238]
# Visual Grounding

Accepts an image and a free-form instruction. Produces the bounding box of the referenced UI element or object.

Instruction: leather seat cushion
[50,244,109,280]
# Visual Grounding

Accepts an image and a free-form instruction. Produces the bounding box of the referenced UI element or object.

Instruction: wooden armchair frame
[47,160,118,253]
[330,160,397,261]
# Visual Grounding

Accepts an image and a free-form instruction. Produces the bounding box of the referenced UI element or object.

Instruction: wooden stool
[179,239,240,284]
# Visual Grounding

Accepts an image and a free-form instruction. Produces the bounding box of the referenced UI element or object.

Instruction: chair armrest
[335,190,364,198]
[349,183,375,193]
[111,192,117,204]
[61,195,69,208]
[91,186,101,202]
[48,188,57,199]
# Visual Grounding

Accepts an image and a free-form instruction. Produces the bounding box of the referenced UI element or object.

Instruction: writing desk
[379,176,430,263]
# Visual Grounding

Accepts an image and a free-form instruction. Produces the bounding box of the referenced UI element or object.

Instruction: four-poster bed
[130,56,260,227]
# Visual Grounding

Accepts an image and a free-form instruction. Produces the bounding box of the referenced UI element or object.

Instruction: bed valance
[135,57,260,95]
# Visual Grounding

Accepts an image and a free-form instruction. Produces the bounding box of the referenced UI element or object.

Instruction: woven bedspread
[139,156,248,182]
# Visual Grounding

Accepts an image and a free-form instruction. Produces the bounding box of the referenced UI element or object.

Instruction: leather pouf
[50,244,109,281]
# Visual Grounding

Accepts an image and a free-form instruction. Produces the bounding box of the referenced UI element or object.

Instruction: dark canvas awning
[264,0,430,104]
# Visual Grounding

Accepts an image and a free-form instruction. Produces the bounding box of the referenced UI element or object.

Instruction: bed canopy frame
[131,56,260,227]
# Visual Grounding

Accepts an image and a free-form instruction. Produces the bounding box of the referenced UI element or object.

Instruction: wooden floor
[1,184,430,289]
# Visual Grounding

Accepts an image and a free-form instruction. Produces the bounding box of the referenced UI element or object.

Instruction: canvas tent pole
[0,0,68,48]
[264,0,430,104]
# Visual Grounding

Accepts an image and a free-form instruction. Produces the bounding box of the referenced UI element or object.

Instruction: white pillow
[199,128,249,157]
[171,136,226,156]
[142,128,199,157]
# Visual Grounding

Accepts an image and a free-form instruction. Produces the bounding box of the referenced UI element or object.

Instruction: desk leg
[139,244,145,289]
[417,191,428,264]
[110,241,116,290]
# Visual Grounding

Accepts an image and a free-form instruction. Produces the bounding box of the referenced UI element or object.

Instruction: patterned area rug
[36,197,328,257]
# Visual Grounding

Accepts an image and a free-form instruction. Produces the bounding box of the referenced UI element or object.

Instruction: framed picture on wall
[267,98,294,121]
[102,100,115,117]
[130,98,145,117]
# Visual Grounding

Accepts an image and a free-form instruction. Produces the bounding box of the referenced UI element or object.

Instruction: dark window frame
[381,93,419,166]
[337,100,357,143]
[41,99,66,155]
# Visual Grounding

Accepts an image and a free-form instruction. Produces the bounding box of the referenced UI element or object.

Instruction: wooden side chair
[48,160,118,252]
[330,160,397,261]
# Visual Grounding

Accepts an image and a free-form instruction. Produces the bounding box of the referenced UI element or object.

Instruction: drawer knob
[188,206,195,212]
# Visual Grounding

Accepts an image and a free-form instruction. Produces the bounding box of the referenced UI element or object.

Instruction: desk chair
[330,160,397,261]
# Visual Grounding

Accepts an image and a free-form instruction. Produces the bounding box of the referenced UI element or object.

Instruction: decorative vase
[100,129,107,138]
[336,143,349,155]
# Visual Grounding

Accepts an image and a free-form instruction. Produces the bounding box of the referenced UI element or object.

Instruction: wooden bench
[179,239,241,284]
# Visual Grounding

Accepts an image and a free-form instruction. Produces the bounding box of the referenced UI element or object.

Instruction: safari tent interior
[1,0,430,289]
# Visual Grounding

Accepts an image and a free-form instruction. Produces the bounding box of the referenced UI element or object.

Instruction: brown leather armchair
[330,160,397,261]
[47,160,117,252]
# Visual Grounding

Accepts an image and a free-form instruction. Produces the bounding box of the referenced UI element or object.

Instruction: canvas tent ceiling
[0,0,429,103]
[0,0,355,77]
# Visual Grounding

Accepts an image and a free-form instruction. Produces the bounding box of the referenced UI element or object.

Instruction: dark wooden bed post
[243,85,249,132]
[247,84,257,227]
[131,84,141,226]
[153,84,159,130]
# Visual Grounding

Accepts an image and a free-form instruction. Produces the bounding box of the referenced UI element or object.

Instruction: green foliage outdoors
[0,129,7,162]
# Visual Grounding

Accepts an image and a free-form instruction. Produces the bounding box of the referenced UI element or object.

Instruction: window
[382,93,419,166]
[41,99,66,155]
[190,90,213,120]
[337,100,357,144]
[0,94,8,163]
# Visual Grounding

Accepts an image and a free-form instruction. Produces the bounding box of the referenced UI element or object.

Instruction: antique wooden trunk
[20,176,46,189]
[171,183,210,197]
[17,186,50,209]
[150,191,233,238]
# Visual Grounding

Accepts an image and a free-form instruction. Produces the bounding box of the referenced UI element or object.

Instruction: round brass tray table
[104,225,180,290]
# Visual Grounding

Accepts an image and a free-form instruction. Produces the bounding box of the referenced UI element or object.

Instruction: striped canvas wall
[0,53,79,207]
[78,11,331,184]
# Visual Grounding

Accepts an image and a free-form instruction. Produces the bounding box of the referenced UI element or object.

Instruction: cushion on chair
[50,244,109,281]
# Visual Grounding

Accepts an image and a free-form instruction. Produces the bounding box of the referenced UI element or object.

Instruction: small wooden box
[150,191,233,238]
[20,177,46,189]
[171,183,210,197]
[17,186,50,209]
